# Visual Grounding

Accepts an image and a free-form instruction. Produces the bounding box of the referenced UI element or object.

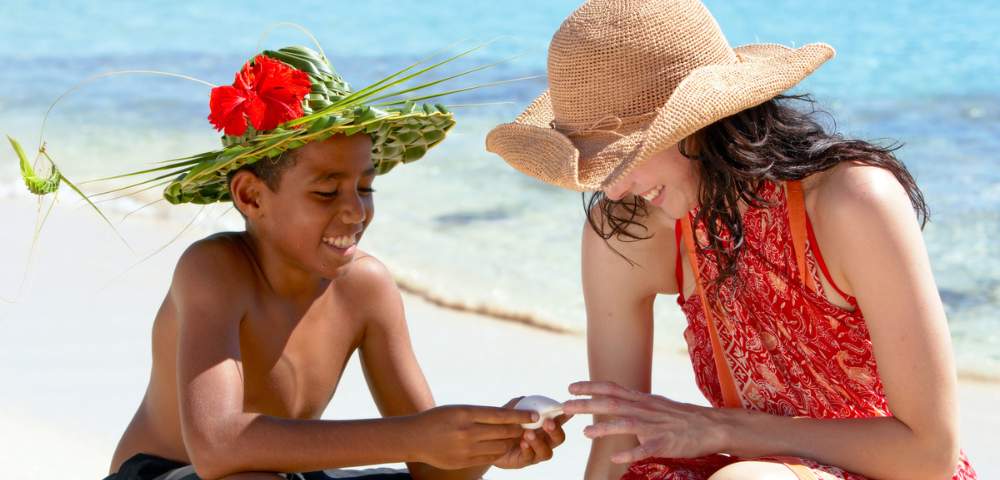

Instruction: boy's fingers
[501,397,523,409]
[526,429,554,462]
[475,423,525,440]
[477,438,516,456]
[473,454,504,466]
[472,406,537,425]
[543,418,556,432]
[542,420,567,446]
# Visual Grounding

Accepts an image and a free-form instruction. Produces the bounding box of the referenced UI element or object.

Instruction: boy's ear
[230,170,264,218]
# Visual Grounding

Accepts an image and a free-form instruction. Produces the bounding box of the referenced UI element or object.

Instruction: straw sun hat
[485,0,835,192]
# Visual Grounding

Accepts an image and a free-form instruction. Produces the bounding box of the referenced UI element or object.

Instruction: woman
[486,0,976,479]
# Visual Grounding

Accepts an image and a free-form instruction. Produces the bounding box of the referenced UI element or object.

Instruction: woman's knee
[708,461,801,480]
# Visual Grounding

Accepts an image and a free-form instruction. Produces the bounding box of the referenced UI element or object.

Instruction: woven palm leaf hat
[160,46,455,204]
[485,0,835,192]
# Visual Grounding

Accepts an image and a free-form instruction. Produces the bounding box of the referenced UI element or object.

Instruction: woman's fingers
[583,417,639,439]
[610,440,657,464]
[563,396,642,416]
[568,380,644,400]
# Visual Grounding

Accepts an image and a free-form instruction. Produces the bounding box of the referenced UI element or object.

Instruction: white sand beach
[0,195,996,479]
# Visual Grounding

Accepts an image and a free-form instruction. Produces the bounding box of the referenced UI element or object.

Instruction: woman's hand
[563,381,728,464]
[409,404,537,470]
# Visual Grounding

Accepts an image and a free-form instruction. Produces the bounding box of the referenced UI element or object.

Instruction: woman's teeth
[322,235,357,249]
[639,185,664,202]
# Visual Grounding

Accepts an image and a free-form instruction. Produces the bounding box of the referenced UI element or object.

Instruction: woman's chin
[652,198,687,221]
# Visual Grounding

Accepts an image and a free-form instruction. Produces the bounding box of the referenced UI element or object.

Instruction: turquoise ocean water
[1,0,998,379]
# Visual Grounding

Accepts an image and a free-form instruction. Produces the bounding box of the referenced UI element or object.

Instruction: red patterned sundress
[622,180,976,480]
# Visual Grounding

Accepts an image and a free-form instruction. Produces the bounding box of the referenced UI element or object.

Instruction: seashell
[514,395,564,429]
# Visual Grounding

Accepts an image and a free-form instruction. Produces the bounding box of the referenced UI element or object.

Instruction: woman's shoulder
[805,162,915,225]
[581,198,680,296]
[802,162,925,294]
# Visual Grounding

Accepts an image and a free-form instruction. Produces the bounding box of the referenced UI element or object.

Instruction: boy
[107,132,567,480]
[12,45,569,479]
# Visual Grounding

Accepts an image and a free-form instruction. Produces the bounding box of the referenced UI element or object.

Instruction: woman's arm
[580,205,678,480]
[567,165,963,480]
[757,164,960,478]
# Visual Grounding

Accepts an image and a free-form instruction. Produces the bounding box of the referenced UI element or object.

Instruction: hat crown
[547,0,736,126]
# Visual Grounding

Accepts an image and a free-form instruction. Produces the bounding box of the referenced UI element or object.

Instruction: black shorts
[105,453,413,480]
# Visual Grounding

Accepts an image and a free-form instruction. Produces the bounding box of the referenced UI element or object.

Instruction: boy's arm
[353,256,493,480]
[173,241,533,479]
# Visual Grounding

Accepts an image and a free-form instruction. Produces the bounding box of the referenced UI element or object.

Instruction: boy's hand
[411,404,536,470]
[493,398,573,469]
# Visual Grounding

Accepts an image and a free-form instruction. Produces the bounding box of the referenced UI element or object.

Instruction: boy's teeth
[323,235,357,248]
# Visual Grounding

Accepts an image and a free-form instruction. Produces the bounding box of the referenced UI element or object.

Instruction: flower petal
[208,85,250,136]
[208,54,312,135]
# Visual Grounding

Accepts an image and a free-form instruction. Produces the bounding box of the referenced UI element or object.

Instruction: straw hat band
[550,111,657,138]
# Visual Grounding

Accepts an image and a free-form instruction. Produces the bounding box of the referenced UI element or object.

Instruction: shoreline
[392,268,1000,385]
[394,274,578,335]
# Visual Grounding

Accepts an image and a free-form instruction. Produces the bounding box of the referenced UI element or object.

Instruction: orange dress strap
[681,214,742,408]
[784,180,817,294]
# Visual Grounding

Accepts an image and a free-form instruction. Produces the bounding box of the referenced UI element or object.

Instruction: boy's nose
[339,193,367,224]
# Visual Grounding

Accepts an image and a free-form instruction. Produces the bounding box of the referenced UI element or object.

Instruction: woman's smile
[638,185,665,205]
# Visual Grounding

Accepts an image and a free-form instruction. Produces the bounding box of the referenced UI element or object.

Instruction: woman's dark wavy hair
[585,94,928,290]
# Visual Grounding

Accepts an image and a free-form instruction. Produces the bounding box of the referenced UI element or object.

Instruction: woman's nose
[604,181,631,201]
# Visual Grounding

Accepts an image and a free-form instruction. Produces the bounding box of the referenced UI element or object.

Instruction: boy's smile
[231,133,376,285]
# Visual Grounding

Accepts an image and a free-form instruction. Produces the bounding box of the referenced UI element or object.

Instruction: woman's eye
[359,187,376,196]
[315,190,337,198]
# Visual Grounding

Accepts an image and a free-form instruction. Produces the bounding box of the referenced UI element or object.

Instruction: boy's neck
[240,230,332,304]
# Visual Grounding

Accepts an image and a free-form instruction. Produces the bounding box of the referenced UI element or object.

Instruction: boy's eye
[313,187,376,198]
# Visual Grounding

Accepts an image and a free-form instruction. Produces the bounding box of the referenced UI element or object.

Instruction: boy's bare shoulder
[171,232,257,308]
[331,250,404,320]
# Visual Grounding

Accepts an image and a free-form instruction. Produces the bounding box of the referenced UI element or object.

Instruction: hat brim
[486,91,647,191]
[165,105,454,204]
[487,42,835,192]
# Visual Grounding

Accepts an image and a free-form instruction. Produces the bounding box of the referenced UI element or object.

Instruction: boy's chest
[237,301,362,419]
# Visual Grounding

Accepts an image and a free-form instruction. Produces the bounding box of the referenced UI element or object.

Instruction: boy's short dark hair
[227,149,300,219]
[228,148,300,193]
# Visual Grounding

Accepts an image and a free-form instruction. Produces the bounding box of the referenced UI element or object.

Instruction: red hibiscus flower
[208,55,312,136]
